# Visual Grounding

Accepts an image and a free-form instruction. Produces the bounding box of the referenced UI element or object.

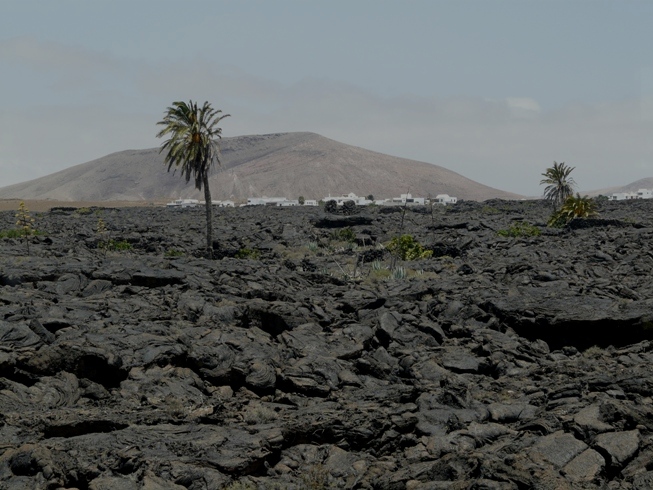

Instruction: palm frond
[156,100,230,191]
[540,161,576,208]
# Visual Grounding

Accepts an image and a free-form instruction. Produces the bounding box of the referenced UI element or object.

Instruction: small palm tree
[540,161,576,209]
[157,101,230,255]
[548,193,598,227]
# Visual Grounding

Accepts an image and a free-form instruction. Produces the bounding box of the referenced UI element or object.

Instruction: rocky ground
[2,199,653,489]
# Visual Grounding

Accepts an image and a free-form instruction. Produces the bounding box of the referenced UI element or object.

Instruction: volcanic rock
[0,198,653,488]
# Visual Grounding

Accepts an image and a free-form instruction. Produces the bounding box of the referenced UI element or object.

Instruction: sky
[1,0,653,196]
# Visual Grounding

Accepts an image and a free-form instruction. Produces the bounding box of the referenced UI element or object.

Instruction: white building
[608,192,637,201]
[608,189,653,201]
[323,193,372,206]
[166,199,199,208]
[211,200,235,207]
[303,200,318,206]
[433,194,458,205]
[246,197,287,206]
[246,197,305,207]
[387,193,427,205]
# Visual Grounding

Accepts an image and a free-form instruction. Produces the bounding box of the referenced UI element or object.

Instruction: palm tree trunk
[203,171,213,257]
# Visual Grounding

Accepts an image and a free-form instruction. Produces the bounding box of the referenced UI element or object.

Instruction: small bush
[330,227,356,243]
[369,268,391,281]
[390,266,407,280]
[96,217,109,242]
[235,247,260,260]
[386,235,433,261]
[300,464,333,490]
[99,239,133,252]
[222,482,257,490]
[243,404,277,425]
[75,207,93,215]
[497,221,541,238]
[15,201,36,255]
[0,229,23,239]
[164,249,184,257]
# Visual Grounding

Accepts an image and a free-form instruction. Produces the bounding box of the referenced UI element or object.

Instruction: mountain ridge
[0,132,524,201]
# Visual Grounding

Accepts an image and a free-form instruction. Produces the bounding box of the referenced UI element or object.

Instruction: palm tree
[540,161,576,209]
[156,100,230,255]
[548,193,598,227]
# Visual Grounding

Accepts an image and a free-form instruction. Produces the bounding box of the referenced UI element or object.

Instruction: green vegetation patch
[548,193,598,227]
[497,221,541,238]
[0,229,24,239]
[330,227,356,243]
[235,247,261,260]
[99,239,133,251]
[386,234,433,261]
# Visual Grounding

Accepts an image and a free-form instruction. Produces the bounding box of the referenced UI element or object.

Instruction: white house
[608,192,637,201]
[246,197,287,206]
[303,200,318,206]
[166,199,199,208]
[323,192,372,206]
[376,193,431,206]
[433,194,458,205]
[608,189,653,201]
[247,197,305,207]
[212,200,235,207]
[392,193,427,205]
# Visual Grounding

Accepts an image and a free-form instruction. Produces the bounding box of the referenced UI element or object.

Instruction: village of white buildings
[166,188,653,209]
[166,192,458,208]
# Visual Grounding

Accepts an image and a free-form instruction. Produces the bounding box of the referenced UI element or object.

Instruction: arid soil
[2,200,653,489]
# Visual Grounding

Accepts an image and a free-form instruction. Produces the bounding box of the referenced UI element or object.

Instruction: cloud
[1,37,652,197]
[506,97,541,119]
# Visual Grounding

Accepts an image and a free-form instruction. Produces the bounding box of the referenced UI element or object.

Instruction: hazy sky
[2,0,652,196]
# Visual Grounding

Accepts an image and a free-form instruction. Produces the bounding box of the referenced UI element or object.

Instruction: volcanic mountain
[0,132,522,202]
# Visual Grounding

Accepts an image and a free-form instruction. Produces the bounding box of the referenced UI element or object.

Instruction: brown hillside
[0,132,522,202]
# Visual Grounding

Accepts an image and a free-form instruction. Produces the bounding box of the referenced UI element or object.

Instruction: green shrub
[386,235,433,261]
[371,260,384,271]
[164,249,184,257]
[99,239,133,251]
[390,266,407,280]
[0,229,24,239]
[497,221,541,237]
[96,216,108,240]
[75,207,93,215]
[330,227,356,243]
[235,247,260,259]
[15,201,36,255]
